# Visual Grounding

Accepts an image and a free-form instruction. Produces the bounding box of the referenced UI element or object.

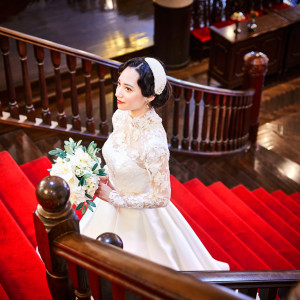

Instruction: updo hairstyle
[118,57,172,108]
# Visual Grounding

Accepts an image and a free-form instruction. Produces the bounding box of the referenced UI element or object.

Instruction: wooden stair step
[0,129,43,164]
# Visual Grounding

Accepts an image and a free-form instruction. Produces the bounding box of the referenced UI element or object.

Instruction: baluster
[67,54,81,130]
[228,96,237,150]
[182,88,192,150]
[222,95,232,151]
[233,96,241,149]
[97,64,108,136]
[88,273,101,300]
[259,287,278,300]
[51,50,67,128]
[82,59,95,133]
[238,96,247,148]
[67,262,91,299]
[0,36,19,119]
[216,95,225,152]
[236,96,244,148]
[209,94,219,151]
[200,92,211,151]
[110,68,118,113]
[191,90,202,151]
[16,40,35,122]
[242,95,252,144]
[231,95,239,150]
[162,101,169,133]
[34,45,51,125]
[112,283,125,300]
[192,0,201,29]
[171,85,181,149]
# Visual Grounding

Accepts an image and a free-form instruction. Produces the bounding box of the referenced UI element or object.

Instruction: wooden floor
[1,0,300,194]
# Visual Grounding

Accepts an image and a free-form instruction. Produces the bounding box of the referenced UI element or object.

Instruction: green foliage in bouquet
[48,138,106,214]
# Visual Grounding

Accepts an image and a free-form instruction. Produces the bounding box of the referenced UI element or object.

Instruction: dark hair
[118,57,172,108]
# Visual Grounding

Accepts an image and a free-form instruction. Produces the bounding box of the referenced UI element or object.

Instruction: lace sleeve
[108,138,171,209]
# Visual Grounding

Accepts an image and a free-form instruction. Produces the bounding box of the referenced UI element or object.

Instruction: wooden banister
[0,26,267,156]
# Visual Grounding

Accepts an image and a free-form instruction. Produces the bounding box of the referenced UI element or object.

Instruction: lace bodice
[102,108,171,209]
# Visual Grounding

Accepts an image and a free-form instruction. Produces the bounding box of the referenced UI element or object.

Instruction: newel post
[33,176,78,300]
[243,52,268,147]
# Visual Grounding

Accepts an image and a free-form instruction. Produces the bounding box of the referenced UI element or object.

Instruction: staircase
[0,127,300,299]
[1,146,299,272]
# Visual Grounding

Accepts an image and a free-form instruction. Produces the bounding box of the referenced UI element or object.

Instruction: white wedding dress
[80,108,229,271]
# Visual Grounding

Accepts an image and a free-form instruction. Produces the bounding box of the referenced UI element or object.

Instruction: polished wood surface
[210,13,289,44]
[274,5,300,72]
[209,11,293,88]
[0,0,154,60]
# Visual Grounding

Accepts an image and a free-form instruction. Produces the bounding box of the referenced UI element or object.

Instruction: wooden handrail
[186,270,300,287]
[0,26,267,155]
[0,26,253,96]
[54,232,251,300]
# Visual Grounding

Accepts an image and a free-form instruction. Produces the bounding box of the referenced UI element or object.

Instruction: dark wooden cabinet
[209,12,291,89]
[274,5,300,72]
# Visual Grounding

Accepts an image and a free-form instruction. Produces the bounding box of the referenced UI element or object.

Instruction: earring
[146,99,150,108]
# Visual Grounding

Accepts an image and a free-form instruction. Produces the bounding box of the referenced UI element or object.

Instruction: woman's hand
[99,175,109,184]
[95,182,113,202]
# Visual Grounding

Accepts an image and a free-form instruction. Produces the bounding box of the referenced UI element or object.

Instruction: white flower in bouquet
[48,138,106,214]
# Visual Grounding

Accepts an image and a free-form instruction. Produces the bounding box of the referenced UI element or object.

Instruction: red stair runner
[271,190,300,216]
[185,179,299,269]
[170,176,271,271]
[0,199,51,299]
[1,151,299,275]
[0,151,38,247]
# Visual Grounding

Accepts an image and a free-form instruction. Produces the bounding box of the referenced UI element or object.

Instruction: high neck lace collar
[128,108,161,129]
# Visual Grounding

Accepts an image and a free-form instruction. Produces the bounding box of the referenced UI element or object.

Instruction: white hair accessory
[145,57,167,95]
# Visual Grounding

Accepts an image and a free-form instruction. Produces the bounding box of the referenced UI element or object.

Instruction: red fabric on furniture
[191,27,211,43]
[213,19,234,28]
[0,151,37,247]
[270,3,291,11]
[170,175,271,271]
[0,199,52,300]
[20,156,52,187]
[187,179,298,270]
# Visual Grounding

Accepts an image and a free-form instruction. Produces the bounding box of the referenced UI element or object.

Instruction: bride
[80,57,229,271]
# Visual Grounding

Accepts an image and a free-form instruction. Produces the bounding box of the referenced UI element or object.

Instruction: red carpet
[0,151,299,297]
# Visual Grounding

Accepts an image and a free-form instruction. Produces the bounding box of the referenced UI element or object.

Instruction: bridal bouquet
[48,138,106,214]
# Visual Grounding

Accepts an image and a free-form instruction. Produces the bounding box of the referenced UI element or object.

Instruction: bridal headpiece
[145,57,167,95]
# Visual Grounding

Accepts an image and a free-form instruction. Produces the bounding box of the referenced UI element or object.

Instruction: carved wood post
[51,50,67,128]
[171,85,181,149]
[0,35,19,119]
[243,52,268,147]
[33,176,79,300]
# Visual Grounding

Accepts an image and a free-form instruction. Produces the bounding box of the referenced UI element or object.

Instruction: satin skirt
[80,198,229,271]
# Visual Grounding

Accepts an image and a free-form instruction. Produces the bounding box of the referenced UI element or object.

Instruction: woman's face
[116,67,153,118]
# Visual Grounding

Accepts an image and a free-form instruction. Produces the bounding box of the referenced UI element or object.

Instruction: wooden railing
[0,26,268,155]
[34,176,300,300]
